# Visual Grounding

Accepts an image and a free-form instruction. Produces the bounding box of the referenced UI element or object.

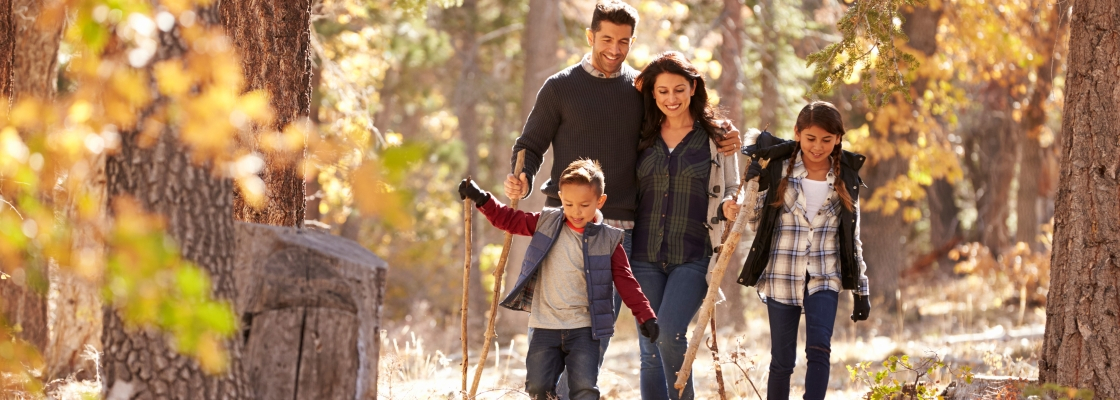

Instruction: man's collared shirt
[748,154,871,307]
[581,53,624,79]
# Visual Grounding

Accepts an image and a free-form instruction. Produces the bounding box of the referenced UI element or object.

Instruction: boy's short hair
[591,0,639,35]
[559,159,606,196]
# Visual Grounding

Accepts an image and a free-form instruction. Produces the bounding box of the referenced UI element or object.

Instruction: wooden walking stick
[675,157,767,397]
[468,150,525,398]
[461,189,473,399]
[708,313,728,400]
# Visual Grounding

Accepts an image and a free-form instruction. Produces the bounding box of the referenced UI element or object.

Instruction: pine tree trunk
[971,83,1017,253]
[1,0,13,105]
[717,0,748,330]
[102,6,247,399]
[502,0,560,334]
[1017,5,1066,250]
[758,0,779,128]
[221,0,312,228]
[1039,1,1120,397]
[0,0,63,354]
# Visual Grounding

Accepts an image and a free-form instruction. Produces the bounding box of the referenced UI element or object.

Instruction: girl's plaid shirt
[748,155,870,307]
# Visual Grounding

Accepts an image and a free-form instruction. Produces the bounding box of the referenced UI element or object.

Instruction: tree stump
[234,223,388,400]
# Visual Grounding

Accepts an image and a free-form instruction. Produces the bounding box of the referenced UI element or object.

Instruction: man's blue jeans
[525,327,602,400]
[630,257,709,400]
[535,229,630,399]
[765,289,839,400]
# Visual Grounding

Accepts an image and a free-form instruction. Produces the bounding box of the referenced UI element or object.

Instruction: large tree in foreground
[1040,0,1120,397]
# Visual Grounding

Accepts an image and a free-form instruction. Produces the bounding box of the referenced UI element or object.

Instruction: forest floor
[377,269,1045,400]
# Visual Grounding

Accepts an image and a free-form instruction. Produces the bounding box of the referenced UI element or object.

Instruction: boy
[459,160,659,400]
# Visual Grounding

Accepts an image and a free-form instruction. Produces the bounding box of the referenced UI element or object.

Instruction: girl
[738,101,872,400]
[631,51,739,400]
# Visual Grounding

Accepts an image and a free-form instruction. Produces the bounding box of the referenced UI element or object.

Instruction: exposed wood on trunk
[221,0,312,228]
[1040,0,1120,397]
[102,5,248,399]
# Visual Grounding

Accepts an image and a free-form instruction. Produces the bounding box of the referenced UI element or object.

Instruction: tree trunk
[221,0,312,228]
[718,0,745,127]
[1017,4,1066,250]
[502,0,560,334]
[1,0,13,105]
[1039,1,1120,397]
[0,0,63,355]
[859,5,942,311]
[967,83,1017,253]
[102,6,247,399]
[925,178,959,270]
[758,0,779,128]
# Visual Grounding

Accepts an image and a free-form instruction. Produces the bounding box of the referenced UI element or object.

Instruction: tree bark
[859,5,941,311]
[102,6,248,399]
[0,0,63,355]
[717,0,748,330]
[1,0,13,105]
[1017,4,1066,249]
[221,0,312,228]
[10,0,62,103]
[758,0,779,128]
[502,0,560,334]
[1039,1,1120,397]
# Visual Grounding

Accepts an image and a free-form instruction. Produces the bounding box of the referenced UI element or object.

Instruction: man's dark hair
[590,0,639,35]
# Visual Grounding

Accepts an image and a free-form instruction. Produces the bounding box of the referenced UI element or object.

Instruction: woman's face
[795,125,839,165]
[652,72,694,120]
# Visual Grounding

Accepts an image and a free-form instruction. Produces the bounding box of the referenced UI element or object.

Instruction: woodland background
[2,0,1116,398]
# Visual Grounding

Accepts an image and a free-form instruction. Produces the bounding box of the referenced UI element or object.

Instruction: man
[505,0,741,397]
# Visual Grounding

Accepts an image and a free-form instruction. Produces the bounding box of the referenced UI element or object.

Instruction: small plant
[847,352,974,399]
[1022,382,1094,400]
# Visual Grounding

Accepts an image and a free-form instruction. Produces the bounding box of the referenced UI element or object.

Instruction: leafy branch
[848,352,974,400]
[806,0,923,108]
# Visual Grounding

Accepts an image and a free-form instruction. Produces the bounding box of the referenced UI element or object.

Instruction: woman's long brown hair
[770,101,855,211]
[634,51,723,152]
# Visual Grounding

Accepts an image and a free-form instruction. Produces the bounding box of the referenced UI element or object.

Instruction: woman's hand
[722,199,740,221]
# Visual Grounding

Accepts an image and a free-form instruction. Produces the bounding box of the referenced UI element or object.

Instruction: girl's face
[795,125,839,165]
[653,73,694,120]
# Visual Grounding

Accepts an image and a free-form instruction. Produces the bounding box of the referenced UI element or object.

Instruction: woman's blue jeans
[630,257,709,400]
[765,289,839,400]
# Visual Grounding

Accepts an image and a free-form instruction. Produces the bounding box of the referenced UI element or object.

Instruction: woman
[630,51,739,400]
[739,101,872,400]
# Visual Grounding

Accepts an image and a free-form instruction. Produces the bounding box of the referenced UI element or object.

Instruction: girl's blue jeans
[630,257,709,400]
[765,289,839,400]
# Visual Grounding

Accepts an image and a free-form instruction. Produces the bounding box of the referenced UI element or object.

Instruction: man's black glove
[458,179,491,204]
[851,292,870,322]
[639,318,660,343]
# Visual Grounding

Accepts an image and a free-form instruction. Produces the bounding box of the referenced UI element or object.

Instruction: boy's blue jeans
[766,289,839,400]
[541,229,630,399]
[630,257,710,400]
[525,327,602,400]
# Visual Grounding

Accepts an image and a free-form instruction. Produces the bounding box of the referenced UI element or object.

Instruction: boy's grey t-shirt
[528,224,592,330]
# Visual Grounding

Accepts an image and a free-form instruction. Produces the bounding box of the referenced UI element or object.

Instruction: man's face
[585,21,633,75]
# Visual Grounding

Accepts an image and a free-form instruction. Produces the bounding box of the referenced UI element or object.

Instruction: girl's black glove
[639,318,660,343]
[745,160,769,191]
[851,293,870,322]
[458,179,491,204]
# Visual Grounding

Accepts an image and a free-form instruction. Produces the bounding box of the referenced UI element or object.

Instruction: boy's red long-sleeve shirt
[477,197,656,324]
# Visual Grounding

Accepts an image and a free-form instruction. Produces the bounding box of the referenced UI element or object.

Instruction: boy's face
[558,183,607,229]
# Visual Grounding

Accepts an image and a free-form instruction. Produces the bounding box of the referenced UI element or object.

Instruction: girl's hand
[722,199,740,221]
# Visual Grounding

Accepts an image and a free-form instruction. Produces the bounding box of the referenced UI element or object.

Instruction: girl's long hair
[770,101,855,211]
[634,51,723,152]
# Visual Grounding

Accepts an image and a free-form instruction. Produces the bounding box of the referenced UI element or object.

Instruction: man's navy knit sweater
[512,63,644,222]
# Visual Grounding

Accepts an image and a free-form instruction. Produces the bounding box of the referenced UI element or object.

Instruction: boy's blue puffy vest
[499,208,624,340]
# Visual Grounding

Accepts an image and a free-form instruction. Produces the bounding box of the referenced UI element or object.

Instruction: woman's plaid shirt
[748,155,870,307]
